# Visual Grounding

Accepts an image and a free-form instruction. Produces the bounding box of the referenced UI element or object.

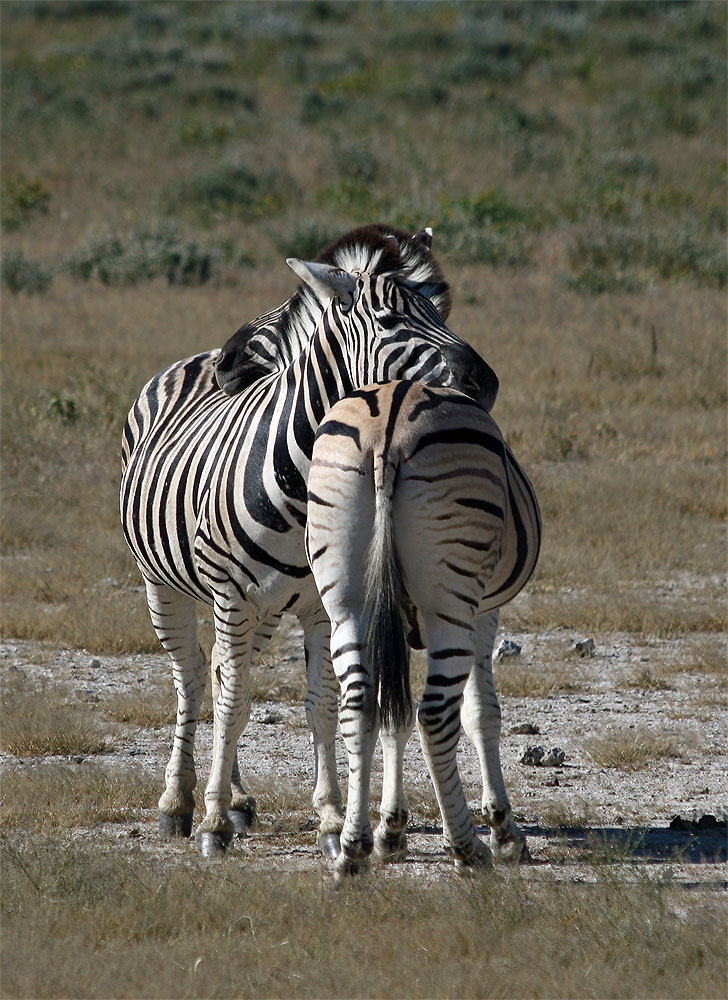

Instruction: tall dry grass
[1,837,724,1000]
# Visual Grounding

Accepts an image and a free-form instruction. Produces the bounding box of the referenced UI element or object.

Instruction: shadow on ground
[521,815,727,867]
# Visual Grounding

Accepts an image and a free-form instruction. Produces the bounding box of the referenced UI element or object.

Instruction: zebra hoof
[159,811,193,839]
[333,854,370,883]
[374,832,408,863]
[319,832,342,859]
[229,809,252,838]
[196,830,234,857]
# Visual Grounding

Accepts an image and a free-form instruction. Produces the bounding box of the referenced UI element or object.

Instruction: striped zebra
[306,380,541,876]
[121,226,498,855]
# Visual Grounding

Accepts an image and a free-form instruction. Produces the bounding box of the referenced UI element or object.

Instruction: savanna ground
[1,2,726,997]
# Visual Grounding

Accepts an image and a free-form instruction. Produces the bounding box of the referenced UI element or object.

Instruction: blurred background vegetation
[1,0,726,650]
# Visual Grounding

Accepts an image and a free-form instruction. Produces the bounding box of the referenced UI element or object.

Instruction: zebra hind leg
[417,623,492,872]
[373,708,415,863]
[462,610,530,864]
[143,579,206,839]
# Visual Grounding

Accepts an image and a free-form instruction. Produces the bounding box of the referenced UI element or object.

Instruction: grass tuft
[582,727,693,771]
[1,673,109,757]
[0,762,158,832]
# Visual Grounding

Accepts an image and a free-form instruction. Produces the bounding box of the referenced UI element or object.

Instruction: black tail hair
[364,467,412,729]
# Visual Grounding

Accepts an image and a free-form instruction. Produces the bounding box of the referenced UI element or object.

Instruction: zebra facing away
[306,381,541,876]
[121,227,498,856]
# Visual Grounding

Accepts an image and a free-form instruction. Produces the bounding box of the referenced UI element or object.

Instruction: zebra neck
[278,287,330,363]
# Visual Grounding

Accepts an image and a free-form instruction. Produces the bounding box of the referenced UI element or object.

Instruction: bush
[441,220,531,268]
[64,222,219,286]
[270,220,344,261]
[173,162,292,219]
[566,223,727,293]
[1,251,53,294]
[1,174,51,230]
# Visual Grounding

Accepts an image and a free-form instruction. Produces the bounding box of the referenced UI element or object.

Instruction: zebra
[120,227,499,856]
[306,380,541,877]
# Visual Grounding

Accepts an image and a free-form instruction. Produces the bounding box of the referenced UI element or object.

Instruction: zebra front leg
[462,610,529,863]
[144,579,205,839]
[300,607,344,858]
[210,642,257,837]
[417,626,492,871]
[331,619,379,880]
[373,707,415,862]
[196,610,254,856]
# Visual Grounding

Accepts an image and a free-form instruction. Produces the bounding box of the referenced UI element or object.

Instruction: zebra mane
[215,224,451,396]
[315,224,451,319]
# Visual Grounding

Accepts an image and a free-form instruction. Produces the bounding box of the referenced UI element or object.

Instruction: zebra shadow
[518,816,727,867]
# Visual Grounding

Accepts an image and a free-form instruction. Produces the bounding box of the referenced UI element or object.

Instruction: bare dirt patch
[2,622,725,888]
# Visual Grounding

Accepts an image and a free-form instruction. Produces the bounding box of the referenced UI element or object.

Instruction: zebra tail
[364,460,412,730]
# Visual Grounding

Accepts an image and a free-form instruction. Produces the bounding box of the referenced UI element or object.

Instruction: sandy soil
[1,623,726,888]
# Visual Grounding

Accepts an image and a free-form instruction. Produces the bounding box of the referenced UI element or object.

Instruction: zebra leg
[300,606,344,858]
[462,610,530,863]
[373,707,415,862]
[143,578,205,839]
[196,608,254,856]
[330,617,379,879]
[210,642,257,836]
[416,623,492,870]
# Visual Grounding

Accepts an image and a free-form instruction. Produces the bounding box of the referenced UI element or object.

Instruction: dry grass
[0,673,109,756]
[581,726,695,772]
[1,837,724,1000]
[0,762,158,832]
[101,684,177,727]
[493,656,582,699]
[1,4,725,652]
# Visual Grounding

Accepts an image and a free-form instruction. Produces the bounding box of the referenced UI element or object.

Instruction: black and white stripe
[120,226,498,854]
[306,381,541,875]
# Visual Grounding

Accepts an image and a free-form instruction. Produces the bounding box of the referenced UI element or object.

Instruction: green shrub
[1,174,51,230]
[173,162,292,219]
[1,250,53,294]
[64,223,219,286]
[270,220,344,261]
[566,223,727,294]
[441,221,531,268]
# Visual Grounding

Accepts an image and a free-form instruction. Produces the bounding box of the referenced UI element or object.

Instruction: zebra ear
[412,227,433,250]
[287,258,357,305]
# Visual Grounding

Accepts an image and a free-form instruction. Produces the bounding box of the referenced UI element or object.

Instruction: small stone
[574,638,595,657]
[520,745,545,766]
[510,723,540,735]
[89,658,101,669]
[254,708,283,725]
[542,747,566,767]
[496,640,521,660]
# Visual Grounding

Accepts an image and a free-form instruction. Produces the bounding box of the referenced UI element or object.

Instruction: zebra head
[287,258,499,412]
[214,224,452,397]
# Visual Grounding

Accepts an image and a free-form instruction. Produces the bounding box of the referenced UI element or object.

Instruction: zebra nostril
[215,349,231,373]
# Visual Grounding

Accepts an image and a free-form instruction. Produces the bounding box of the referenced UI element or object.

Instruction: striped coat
[307,381,541,874]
